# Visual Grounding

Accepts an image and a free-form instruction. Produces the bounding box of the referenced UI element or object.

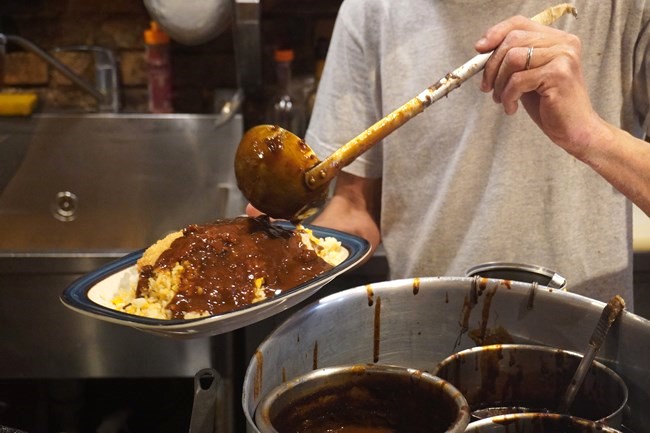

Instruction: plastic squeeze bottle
[265,48,306,137]
[144,21,173,113]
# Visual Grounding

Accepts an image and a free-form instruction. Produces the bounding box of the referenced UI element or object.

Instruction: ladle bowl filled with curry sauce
[254,364,471,433]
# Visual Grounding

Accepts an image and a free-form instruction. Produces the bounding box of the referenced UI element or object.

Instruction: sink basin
[0,112,246,252]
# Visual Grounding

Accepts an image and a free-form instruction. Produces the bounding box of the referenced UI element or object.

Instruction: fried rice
[109,222,347,320]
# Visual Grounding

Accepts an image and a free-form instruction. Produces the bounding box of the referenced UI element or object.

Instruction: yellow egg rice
[110,225,348,320]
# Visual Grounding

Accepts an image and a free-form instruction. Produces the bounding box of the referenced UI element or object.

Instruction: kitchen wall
[0,0,341,116]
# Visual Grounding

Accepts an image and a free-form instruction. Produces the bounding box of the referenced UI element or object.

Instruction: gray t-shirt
[306,0,650,307]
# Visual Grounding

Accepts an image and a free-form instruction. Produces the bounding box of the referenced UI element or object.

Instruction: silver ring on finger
[525,47,534,70]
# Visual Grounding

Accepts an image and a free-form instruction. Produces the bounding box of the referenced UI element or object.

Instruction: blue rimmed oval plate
[61,223,370,339]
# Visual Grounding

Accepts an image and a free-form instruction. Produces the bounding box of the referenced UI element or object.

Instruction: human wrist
[585,123,621,175]
[564,112,613,168]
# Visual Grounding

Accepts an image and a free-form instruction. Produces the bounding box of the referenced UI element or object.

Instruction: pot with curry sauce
[254,363,470,433]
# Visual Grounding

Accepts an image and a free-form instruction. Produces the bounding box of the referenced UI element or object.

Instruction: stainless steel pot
[254,364,470,433]
[433,344,628,427]
[242,277,650,433]
[465,413,622,433]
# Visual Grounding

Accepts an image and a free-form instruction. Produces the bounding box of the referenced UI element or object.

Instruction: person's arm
[313,171,382,254]
[476,15,650,215]
[245,171,382,253]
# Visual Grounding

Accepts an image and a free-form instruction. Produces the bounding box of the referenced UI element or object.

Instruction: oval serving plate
[60,222,370,339]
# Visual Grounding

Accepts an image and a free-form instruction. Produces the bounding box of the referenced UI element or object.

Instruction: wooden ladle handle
[304,3,577,190]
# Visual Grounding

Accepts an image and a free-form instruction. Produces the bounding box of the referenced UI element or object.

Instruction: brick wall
[0,0,340,114]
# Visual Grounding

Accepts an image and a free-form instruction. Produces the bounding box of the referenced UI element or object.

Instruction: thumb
[245,203,265,217]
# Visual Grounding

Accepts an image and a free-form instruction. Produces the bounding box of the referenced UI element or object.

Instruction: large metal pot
[242,277,650,433]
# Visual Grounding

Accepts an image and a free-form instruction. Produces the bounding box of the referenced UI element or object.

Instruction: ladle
[557,295,626,414]
[235,4,577,222]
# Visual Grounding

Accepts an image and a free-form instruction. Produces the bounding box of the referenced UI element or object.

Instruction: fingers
[493,45,556,114]
[246,203,287,223]
[499,45,569,114]
[478,15,566,88]
[475,15,582,114]
[245,203,265,217]
[524,47,534,71]
[491,46,536,99]
[481,29,553,93]
[475,15,532,52]
[499,69,539,115]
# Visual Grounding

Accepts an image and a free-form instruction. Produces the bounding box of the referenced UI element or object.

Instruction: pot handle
[546,272,567,290]
[189,368,222,433]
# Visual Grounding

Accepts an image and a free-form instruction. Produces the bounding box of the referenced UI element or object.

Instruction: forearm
[314,194,382,253]
[312,172,382,254]
[579,118,650,215]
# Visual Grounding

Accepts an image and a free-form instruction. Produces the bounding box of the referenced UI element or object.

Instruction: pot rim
[465,412,623,433]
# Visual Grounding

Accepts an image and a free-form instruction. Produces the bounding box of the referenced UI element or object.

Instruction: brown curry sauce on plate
[137,216,333,319]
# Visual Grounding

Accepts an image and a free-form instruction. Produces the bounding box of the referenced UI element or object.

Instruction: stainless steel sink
[0,112,244,382]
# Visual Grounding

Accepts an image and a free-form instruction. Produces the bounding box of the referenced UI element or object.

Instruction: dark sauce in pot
[137,216,333,319]
[269,372,458,433]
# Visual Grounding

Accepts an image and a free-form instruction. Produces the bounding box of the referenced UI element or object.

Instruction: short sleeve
[305,0,384,179]
[634,8,650,137]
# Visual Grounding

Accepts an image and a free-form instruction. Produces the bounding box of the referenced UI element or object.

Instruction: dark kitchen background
[0,1,356,432]
[0,0,340,120]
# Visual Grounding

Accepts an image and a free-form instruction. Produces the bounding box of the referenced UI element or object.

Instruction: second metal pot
[433,344,627,427]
